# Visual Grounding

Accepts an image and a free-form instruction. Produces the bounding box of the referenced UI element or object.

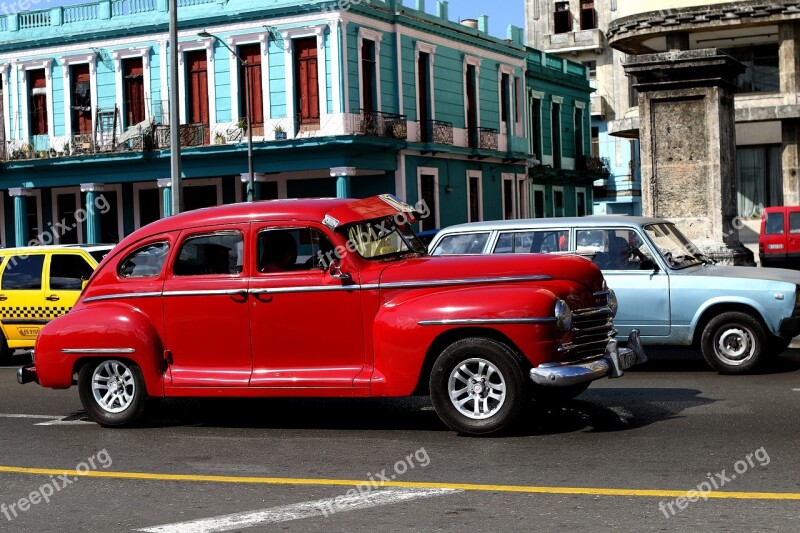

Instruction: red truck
[19,195,644,435]
[759,206,800,267]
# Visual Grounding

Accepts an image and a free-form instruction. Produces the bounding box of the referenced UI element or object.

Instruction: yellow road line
[1,465,799,501]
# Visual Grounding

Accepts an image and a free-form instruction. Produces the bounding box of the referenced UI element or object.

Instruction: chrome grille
[560,306,614,362]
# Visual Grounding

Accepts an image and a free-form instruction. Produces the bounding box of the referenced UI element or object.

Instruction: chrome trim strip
[250,285,358,295]
[419,317,556,326]
[162,289,247,298]
[367,274,553,290]
[60,348,136,354]
[83,292,162,303]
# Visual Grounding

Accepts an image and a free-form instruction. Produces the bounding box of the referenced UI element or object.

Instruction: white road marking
[135,487,461,533]
[793,388,800,392]
[0,413,93,425]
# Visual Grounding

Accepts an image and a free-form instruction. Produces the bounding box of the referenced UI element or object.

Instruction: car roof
[0,244,115,254]
[436,215,668,234]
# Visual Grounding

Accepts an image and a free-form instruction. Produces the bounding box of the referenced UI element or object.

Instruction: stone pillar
[9,188,31,247]
[780,22,800,206]
[624,49,754,265]
[331,167,356,198]
[81,183,104,244]
[158,179,172,218]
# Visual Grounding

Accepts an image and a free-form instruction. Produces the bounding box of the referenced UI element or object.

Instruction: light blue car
[429,216,800,374]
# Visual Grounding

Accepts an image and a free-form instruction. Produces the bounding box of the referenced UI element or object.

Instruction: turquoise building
[0,0,596,245]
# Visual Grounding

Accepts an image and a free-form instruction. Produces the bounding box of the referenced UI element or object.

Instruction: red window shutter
[186,51,210,128]
[123,57,145,126]
[238,44,263,125]
[28,70,48,135]
[294,38,319,124]
[71,64,92,134]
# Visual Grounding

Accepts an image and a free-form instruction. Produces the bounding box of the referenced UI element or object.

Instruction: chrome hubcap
[716,327,755,366]
[448,358,506,420]
[91,360,136,414]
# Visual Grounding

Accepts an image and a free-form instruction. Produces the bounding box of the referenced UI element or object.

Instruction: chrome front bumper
[530,330,647,387]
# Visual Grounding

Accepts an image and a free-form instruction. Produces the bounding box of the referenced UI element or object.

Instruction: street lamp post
[198,31,255,202]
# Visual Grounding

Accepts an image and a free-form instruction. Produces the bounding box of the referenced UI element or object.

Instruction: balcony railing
[357,110,408,140]
[468,127,498,150]
[419,120,453,145]
[154,124,206,149]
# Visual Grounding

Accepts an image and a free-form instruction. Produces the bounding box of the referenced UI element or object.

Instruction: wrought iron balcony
[357,110,408,140]
[154,123,206,149]
[419,120,453,145]
[468,127,498,150]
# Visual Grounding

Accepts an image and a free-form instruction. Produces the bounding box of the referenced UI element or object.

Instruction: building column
[81,183,104,244]
[780,22,800,205]
[9,188,32,247]
[158,179,172,218]
[331,167,356,198]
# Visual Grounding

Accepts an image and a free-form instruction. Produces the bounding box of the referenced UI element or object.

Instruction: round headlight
[607,289,619,317]
[555,299,573,332]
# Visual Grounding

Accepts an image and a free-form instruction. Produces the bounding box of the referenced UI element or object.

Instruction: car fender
[34,304,166,396]
[371,286,564,396]
[688,295,780,339]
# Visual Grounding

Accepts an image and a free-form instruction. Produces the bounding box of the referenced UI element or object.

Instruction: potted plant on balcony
[214,133,226,146]
[274,124,287,141]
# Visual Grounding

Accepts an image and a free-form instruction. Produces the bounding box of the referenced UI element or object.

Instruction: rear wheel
[429,338,527,435]
[78,359,147,427]
[0,334,12,364]
[700,312,766,374]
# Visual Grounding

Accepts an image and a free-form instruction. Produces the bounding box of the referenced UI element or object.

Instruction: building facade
[607,0,800,220]
[526,0,642,215]
[0,0,593,246]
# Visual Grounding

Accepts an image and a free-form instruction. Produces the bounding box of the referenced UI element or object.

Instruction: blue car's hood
[679,264,800,285]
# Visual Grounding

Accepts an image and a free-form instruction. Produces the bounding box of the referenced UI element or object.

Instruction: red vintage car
[18,195,645,435]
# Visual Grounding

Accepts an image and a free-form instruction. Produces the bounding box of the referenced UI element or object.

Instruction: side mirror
[329,260,352,281]
[640,259,659,272]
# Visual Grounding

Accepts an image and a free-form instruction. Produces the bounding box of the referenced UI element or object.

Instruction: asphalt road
[1,348,799,532]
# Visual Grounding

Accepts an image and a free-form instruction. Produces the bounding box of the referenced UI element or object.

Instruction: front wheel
[78,359,147,427]
[429,338,527,435]
[700,312,766,374]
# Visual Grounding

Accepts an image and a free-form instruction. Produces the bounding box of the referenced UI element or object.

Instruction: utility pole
[169,0,181,215]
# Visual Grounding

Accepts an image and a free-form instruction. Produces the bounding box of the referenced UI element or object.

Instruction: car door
[576,228,671,338]
[248,223,366,389]
[162,227,253,387]
[44,252,96,319]
[0,253,46,345]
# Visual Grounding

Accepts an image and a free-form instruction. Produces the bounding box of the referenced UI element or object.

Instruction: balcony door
[466,65,477,148]
[71,64,92,135]
[186,51,210,133]
[294,38,319,126]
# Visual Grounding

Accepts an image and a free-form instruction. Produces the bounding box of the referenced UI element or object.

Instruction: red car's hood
[378,254,604,291]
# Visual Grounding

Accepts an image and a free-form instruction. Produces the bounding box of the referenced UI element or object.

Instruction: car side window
[174,233,243,276]
[119,242,170,279]
[790,213,800,234]
[431,233,490,255]
[1,255,45,290]
[765,212,784,235]
[579,229,655,271]
[257,228,335,273]
[50,255,94,290]
[495,230,569,254]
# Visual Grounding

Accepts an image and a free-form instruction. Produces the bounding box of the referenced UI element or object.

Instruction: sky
[25,0,524,41]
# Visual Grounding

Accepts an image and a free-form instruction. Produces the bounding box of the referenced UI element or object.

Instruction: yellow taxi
[0,245,113,361]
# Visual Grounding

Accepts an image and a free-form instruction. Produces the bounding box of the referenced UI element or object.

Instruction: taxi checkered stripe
[0,306,71,320]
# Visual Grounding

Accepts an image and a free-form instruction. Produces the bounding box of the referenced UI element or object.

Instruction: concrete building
[0,0,594,247]
[526,0,643,215]
[608,0,800,222]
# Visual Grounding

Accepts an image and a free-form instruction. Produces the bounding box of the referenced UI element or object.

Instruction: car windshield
[644,222,706,269]
[342,216,427,260]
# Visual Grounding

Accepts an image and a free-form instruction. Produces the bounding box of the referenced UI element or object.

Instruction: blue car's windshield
[644,223,705,269]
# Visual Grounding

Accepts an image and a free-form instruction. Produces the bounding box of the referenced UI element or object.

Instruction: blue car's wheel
[701,312,766,374]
